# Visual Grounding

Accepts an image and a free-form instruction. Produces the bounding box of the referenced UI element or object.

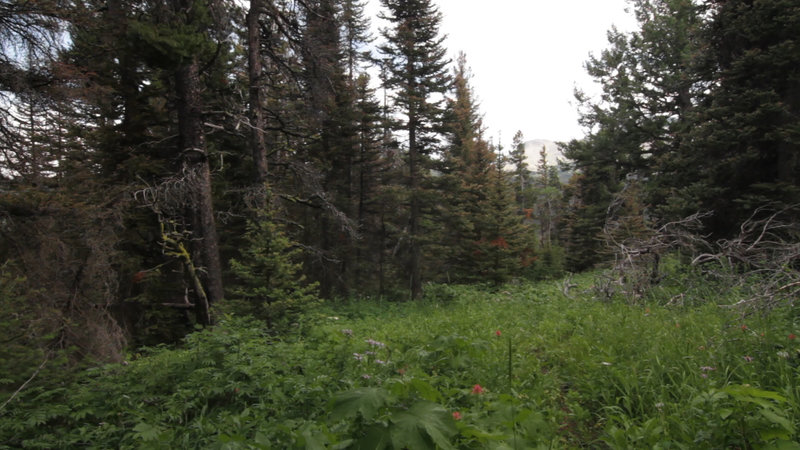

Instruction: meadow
[2,269,800,449]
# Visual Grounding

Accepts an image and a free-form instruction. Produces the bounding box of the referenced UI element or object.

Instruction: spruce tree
[509,130,530,212]
[563,0,702,270]
[378,0,450,299]
[677,0,800,235]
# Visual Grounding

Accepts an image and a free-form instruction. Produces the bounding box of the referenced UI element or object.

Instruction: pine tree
[225,211,318,331]
[509,130,530,212]
[378,0,450,299]
[563,0,702,270]
[339,0,373,83]
[675,0,800,235]
[351,73,394,292]
[473,150,527,285]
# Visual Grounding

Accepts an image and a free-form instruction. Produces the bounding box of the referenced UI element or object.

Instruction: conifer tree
[225,210,319,331]
[378,0,450,299]
[675,0,800,234]
[509,130,531,212]
[472,150,527,285]
[563,0,701,270]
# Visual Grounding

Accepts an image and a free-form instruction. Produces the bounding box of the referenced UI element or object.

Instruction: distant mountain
[522,139,566,168]
[520,139,572,183]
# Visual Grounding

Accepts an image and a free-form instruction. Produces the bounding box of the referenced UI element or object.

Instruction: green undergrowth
[2,272,800,448]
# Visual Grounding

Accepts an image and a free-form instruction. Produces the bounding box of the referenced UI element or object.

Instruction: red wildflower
[495,330,502,337]
[741,324,748,331]
[132,271,146,283]
[790,333,797,340]
[452,411,462,420]
[472,384,484,394]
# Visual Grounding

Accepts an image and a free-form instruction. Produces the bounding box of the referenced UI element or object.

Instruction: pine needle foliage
[223,213,319,330]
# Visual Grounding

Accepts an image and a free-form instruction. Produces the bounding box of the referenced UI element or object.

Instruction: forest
[1,0,799,447]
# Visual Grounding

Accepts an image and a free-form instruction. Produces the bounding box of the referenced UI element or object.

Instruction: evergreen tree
[351,73,395,293]
[563,0,702,270]
[471,150,527,285]
[339,0,373,82]
[675,0,800,234]
[225,210,319,331]
[509,130,531,212]
[378,0,450,299]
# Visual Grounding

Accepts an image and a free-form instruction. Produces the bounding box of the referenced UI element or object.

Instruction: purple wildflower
[366,339,386,348]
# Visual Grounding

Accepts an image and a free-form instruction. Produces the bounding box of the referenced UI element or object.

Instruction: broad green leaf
[355,424,391,450]
[409,378,442,402]
[133,422,162,442]
[759,409,795,434]
[762,440,800,450]
[299,426,327,450]
[723,385,787,403]
[329,387,392,422]
[390,401,456,450]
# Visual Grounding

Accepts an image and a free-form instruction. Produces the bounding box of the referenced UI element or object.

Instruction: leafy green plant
[3,269,800,448]
[223,214,319,330]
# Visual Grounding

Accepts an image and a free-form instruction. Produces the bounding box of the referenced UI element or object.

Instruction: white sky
[364,0,638,145]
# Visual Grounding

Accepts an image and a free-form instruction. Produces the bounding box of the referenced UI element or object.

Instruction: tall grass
[2,270,799,448]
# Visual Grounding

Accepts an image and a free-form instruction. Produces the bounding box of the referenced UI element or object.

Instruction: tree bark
[408,107,422,300]
[247,0,269,184]
[175,59,224,324]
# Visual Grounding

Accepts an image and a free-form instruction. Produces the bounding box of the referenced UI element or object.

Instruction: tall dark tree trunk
[408,109,422,300]
[175,59,224,325]
[247,0,269,184]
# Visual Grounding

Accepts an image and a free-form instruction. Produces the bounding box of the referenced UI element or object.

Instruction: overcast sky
[364,0,639,146]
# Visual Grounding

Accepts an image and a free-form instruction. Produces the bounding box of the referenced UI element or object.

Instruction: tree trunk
[408,111,422,300]
[247,0,269,184]
[175,59,224,325]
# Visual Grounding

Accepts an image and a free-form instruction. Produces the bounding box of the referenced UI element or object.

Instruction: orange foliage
[490,237,509,249]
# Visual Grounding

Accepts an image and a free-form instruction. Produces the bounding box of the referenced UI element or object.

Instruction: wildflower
[743,355,754,363]
[741,324,748,331]
[472,384,484,394]
[342,329,353,336]
[655,402,664,410]
[789,333,797,340]
[452,411,462,420]
[362,374,371,379]
[495,330,502,337]
[374,359,386,365]
[366,339,386,348]
[353,353,364,361]
[777,351,790,359]
[700,366,716,372]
